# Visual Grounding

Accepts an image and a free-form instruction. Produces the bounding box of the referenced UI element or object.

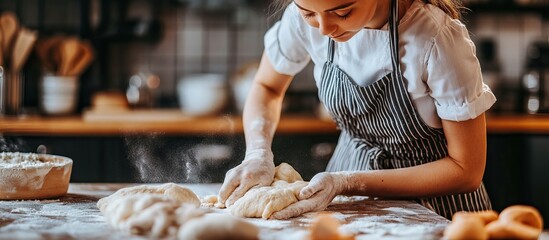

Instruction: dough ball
[452,210,499,225]
[201,195,219,207]
[274,162,303,183]
[178,213,259,240]
[229,181,308,219]
[498,205,543,230]
[97,183,200,211]
[444,216,488,240]
[101,194,181,237]
[486,205,543,239]
[310,214,355,240]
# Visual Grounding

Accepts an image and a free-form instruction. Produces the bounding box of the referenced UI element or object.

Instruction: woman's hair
[269,0,463,20]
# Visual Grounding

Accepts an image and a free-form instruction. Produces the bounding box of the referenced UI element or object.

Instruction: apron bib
[319,0,492,219]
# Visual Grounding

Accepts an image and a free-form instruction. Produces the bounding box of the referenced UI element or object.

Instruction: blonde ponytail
[422,0,463,19]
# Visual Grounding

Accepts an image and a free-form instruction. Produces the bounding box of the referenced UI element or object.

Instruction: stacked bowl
[39,75,79,115]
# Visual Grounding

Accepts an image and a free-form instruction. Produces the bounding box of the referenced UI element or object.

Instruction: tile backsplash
[1,0,548,111]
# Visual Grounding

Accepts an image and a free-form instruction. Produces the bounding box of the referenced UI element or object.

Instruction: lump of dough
[100,194,181,237]
[274,162,303,183]
[310,214,355,240]
[178,213,259,240]
[444,216,488,240]
[451,210,499,225]
[230,181,308,219]
[97,183,200,211]
[100,194,209,238]
[486,205,543,239]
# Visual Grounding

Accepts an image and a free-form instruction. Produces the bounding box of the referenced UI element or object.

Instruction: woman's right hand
[218,148,275,207]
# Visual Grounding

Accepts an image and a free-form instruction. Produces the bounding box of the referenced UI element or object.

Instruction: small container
[3,70,24,115]
[177,74,228,116]
[39,75,79,115]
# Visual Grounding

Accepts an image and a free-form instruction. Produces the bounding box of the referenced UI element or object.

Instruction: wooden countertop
[1,110,548,136]
[0,183,450,239]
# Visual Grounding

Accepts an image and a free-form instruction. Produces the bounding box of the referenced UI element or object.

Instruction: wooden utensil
[11,28,37,72]
[35,35,64,73]
[58,38,80,76]
[0,31,4,67]
[0,13,19,62]
[68,41,94,76]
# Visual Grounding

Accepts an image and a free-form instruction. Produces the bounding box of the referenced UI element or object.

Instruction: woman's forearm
[342,114,488,198]
[342,157,483,198]
[243,53,294,151]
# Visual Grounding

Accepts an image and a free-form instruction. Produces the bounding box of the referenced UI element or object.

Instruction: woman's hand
[218,149,275,207]
[270,172,350,220]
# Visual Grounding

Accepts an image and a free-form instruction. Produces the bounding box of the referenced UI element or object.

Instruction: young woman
[219,0,496,220]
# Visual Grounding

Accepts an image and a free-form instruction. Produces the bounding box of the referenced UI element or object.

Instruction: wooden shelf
[0,112,338,136]
[1,111,548,136]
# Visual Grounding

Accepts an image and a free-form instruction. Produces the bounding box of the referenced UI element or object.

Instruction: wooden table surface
[0,183,453,240]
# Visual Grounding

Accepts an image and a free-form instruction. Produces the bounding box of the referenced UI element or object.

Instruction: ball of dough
[101,194,181,237]
[444,216,488,240]
[452,210,499,225]
[274,162,303,183]
[97,183,200,211]
[486,205,543,239]
[178,213,259,240]
[310,214,355,240]
[498,205,543,230]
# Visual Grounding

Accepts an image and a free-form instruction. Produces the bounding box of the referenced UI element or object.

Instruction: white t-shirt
[264,0,496,128]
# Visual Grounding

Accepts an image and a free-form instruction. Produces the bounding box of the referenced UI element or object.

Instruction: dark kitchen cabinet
[485,134,549,227]
[15,133,339,183]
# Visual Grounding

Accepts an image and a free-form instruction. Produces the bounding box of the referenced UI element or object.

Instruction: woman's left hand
[270,172,350,220]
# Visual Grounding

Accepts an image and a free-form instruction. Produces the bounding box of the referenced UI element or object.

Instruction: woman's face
[293,0,388,42]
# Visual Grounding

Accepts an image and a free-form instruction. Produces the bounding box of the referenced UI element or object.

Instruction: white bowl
[177,74,228,116]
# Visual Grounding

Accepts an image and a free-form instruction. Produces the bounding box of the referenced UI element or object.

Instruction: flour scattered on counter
[382,207,418,215]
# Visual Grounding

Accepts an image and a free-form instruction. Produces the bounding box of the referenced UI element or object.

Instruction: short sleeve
[264,3,310,76]
[425,19,497,121]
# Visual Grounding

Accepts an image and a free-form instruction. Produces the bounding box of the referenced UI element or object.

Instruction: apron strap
[388,0,402,77]
[328,38,335,63]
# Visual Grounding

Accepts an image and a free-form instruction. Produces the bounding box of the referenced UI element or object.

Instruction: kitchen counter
[1,111,549,136]
[0,183,452,239]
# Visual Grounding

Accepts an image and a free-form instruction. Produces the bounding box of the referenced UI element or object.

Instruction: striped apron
[319,0,492,219]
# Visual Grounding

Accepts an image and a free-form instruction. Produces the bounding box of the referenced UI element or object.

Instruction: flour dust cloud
[125,133,239,183]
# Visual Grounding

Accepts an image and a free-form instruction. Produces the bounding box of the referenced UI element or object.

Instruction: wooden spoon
[11,28,37,72]
[0,13,19,62]
[0,30,4,67]
[68,41,94,76]
[58,38,80,76]
[35,35,64,73]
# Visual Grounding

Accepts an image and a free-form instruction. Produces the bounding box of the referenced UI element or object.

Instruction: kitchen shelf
[0,112,339,136]
[1,111,549,136]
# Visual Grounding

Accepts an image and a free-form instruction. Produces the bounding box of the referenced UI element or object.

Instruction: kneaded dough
[178,213,259,240]
[229,162,308,219]
[230,181,307,219]
[100,194,182,237]
[274,162,303,183]
[99,193,209,238]
[97,183,200,212]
